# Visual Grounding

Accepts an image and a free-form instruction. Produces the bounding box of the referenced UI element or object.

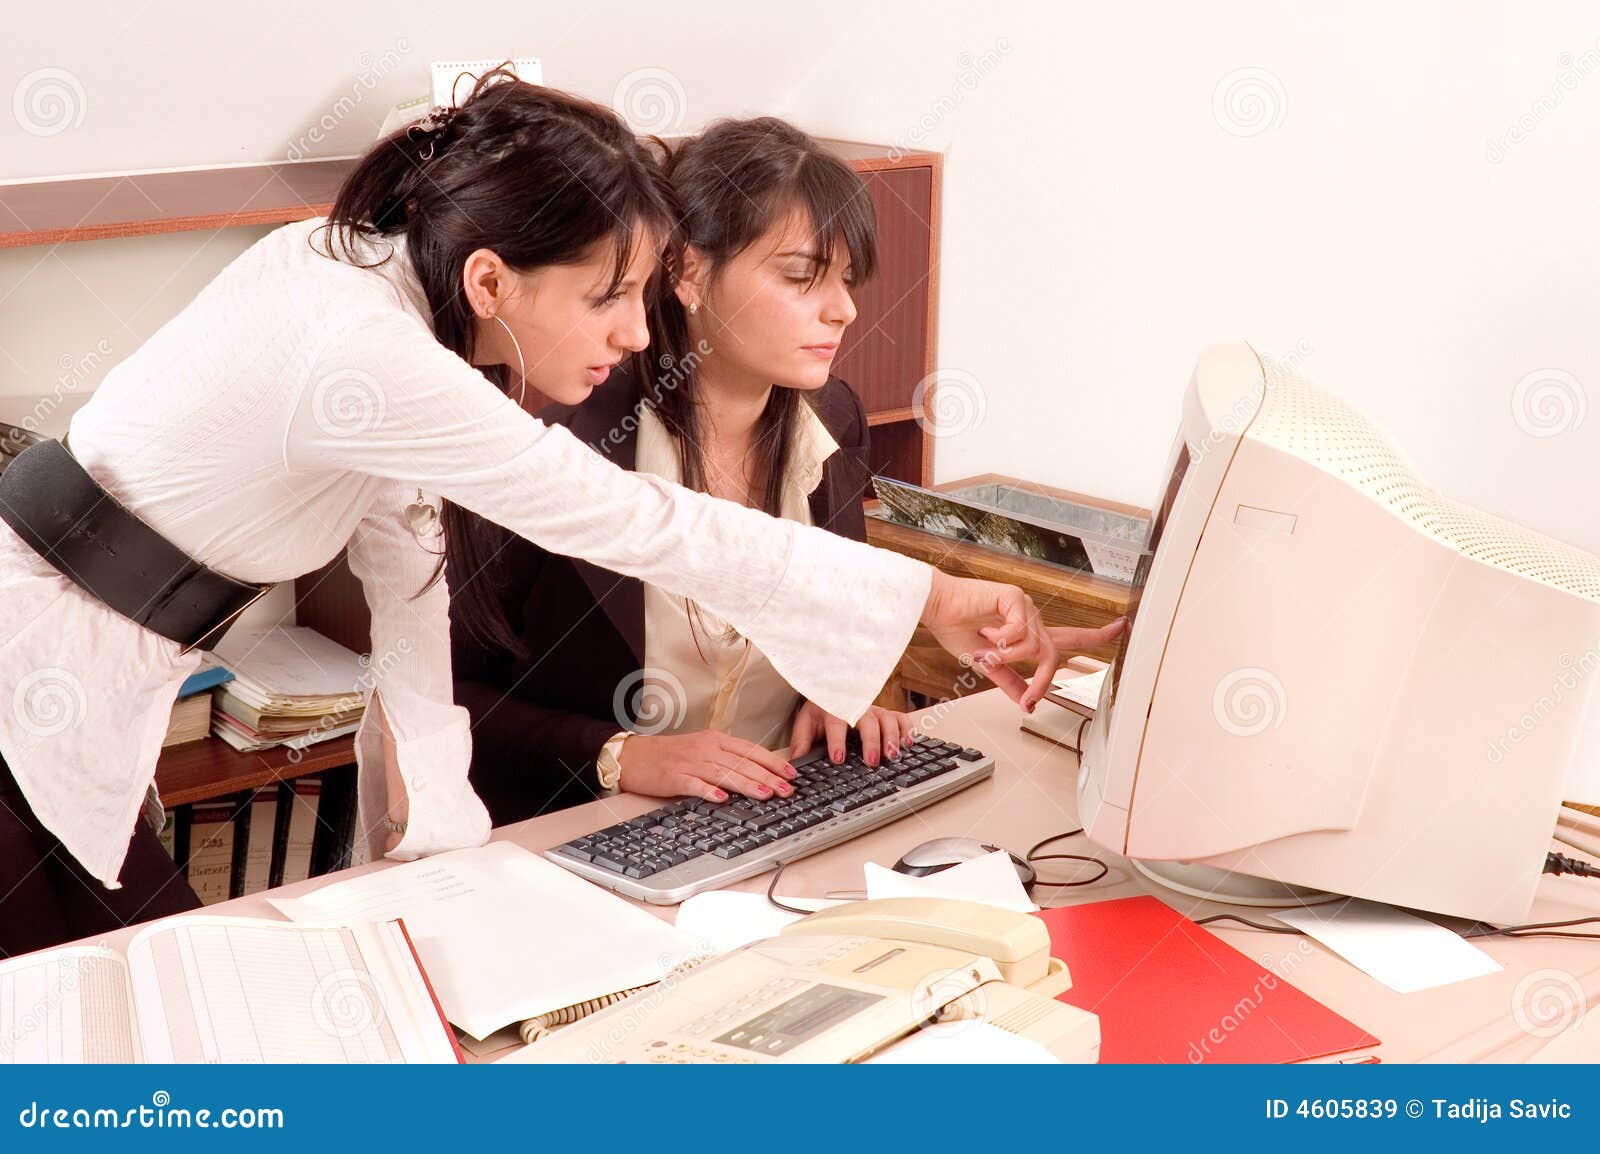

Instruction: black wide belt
[0,438,273,653]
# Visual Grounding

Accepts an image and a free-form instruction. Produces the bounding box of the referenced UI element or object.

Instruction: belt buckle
[179,581,274,656]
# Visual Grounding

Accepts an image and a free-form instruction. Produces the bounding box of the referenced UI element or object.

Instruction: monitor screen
[1101,436,1190,714]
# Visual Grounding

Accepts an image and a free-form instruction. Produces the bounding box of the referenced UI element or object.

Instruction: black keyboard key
[713,844,747,859]
[556,844,593,862]
[593,855,628,874]
[956,747,985,761]
[830,794,871,814]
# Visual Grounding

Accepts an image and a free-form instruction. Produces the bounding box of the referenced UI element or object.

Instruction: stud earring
[688,301,699,315]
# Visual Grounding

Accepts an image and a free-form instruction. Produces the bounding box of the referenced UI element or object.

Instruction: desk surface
[82,689,1600,1063]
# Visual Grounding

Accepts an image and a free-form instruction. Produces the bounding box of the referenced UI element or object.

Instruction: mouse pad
[1035,896,1380,1063]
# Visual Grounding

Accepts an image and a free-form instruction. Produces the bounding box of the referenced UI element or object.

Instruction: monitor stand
[1130,859,1340,908]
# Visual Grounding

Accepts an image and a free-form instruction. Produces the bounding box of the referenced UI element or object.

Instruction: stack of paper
[269,842,702,1041]
[207,626,367,752]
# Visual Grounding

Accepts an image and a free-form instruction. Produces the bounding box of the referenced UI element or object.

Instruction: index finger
[1022,628,1060,711]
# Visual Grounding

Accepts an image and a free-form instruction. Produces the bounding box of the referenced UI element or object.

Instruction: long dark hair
[314,68,676,657]
[645,117,878,514]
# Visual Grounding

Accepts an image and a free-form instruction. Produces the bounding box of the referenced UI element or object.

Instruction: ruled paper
[126,917,455,1063]
[0,948,138,1063]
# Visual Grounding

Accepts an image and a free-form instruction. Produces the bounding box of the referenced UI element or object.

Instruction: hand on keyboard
[550,738,993,891]
[788,700,915,767]
[617,729,799,803]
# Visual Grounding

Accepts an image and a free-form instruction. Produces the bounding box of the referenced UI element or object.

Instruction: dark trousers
[0,750,200,958]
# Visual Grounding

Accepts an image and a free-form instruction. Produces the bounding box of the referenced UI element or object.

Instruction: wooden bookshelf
[154,733,354,808]
[0,159,352,249]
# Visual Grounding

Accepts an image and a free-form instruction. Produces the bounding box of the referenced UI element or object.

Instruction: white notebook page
[126,918,454,1063]
[0,948,138,1064]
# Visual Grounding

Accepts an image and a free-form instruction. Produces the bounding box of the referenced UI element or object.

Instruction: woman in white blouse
[0,74,1065,957]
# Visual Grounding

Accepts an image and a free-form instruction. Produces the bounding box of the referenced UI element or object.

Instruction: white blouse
[0,217,932,890]
[635,399,840,748]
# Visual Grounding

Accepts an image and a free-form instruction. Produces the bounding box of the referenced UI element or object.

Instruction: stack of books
[206,625,367,753]
[161,657,234,748]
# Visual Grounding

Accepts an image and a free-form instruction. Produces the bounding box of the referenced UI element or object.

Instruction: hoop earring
[492,313,527,409]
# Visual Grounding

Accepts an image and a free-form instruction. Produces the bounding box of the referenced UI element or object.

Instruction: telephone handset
[511,898,1100,1064]
[779,897,1067,990]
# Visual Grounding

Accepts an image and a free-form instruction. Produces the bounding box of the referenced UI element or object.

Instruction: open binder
[0,916,460,1064]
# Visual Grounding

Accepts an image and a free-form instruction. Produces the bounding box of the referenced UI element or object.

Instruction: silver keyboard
[544,738,994,904]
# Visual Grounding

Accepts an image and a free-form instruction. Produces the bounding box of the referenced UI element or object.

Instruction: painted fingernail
[754,786,771,798]
[887,745,899,759]
[782,764,798,779]
[777,783,793,796]
[832,749,844,764]
[712,789,727,802]
[866,753,879,767]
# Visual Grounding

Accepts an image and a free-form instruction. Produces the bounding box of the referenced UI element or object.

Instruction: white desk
[75,688,1600,1062]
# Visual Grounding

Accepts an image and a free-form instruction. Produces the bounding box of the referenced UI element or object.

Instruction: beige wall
[3,0,1596,571]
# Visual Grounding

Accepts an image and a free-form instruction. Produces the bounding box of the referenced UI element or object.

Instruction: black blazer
[451,369,874,826]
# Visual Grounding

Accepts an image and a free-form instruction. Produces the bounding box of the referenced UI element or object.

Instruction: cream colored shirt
[0,217,933,888]
[632,401,840,749]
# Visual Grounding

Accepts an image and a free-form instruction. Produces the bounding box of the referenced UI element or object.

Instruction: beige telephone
[514,898,1100,1064]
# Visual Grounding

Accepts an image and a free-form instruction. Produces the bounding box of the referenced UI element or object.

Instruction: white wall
[3,0,1596,565]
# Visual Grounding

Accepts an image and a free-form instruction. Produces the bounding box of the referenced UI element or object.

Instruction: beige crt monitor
[1078,342,1600,925]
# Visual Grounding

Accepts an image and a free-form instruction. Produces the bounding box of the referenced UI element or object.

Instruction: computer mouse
[893,836,1036,889]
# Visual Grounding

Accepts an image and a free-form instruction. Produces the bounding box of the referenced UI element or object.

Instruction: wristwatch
[596,731,631,791]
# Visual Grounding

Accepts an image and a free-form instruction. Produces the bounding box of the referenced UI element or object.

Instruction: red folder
[1036,896,1379,1064]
